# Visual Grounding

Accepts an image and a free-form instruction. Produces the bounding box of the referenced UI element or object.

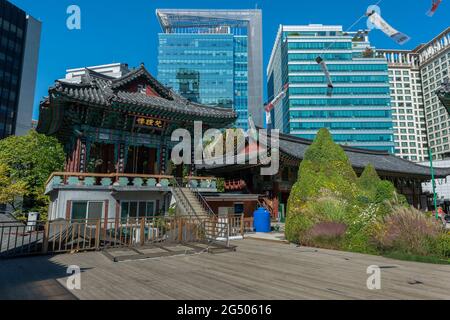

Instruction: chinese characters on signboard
[135,117,165,129]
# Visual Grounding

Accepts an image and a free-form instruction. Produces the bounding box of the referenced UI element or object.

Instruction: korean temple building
[37,64,237,221]
[199,131,450,218]
[37,63,450,222]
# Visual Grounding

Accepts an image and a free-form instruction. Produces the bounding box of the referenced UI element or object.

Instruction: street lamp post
[428,148,439,220]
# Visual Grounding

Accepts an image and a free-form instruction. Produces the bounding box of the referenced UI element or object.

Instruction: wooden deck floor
[1,239,449,300]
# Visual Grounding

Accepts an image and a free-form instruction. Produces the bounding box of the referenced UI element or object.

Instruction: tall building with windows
[267,24,394,152]
[0,0,41,138]
[377,50,428,162]
[416,27,450,161]
[156,9,263,130]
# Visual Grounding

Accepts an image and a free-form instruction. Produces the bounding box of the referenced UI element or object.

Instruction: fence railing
[45,173,175,193]
[0,215,235,259]
[46,173,219,191]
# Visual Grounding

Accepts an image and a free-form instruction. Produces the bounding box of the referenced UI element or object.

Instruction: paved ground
[0,239,449,300]
[245,232,288,243]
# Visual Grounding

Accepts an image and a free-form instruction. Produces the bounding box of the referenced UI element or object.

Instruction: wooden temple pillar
[65,137,87,173]
[116,142,127,174]
[159,144,168,175]
[273,181,280,219]
[79,139,87,173]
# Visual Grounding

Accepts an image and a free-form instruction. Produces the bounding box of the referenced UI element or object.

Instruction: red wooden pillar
[160,145,167,175]
[273,182,280,220]
[116,143,126,174]
[79,140,87,173]
[65,138,82,173]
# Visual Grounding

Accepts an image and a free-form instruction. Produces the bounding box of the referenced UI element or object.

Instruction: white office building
[417,27,450,161]
[377,49,428,162]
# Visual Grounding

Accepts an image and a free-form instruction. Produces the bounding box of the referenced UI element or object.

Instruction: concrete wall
[49,188,170,221]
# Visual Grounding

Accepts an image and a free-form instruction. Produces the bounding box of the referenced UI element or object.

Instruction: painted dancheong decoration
[427,0,443,17]
[265,83,289,126]
[366,5,411,45]
[316,56,334,96]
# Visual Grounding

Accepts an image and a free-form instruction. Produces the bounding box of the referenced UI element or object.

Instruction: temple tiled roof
[42,64,237,121]
[112,91,235,118]
[201,131,450,179]
[275,132,450,178]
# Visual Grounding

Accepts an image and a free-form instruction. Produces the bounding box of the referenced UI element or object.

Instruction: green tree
[0,163,27,211]
[286,129,357,242]
[0,130,65,215]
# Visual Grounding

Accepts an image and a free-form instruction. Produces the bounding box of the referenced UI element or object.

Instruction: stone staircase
[171,182,229,245]
[175,187,208,217]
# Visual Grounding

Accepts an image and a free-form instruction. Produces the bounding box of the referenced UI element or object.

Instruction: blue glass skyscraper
[156,9,263,130]
[267,25,395,152]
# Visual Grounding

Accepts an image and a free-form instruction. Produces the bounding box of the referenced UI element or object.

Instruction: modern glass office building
[267,24,395,152]
[156,9,263,130]
[0,0,41,139]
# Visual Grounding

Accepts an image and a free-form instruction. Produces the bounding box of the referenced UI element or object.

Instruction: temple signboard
[134,116,166,130]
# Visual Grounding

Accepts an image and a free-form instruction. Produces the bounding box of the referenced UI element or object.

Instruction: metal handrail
[171,178,230,246]
[171,179,198,218]
[188,185,231,247]
[46,172,175,187]
[190,186,217,218]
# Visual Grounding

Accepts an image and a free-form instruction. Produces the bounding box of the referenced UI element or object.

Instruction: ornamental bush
[286,129,358,242]
[371,206,445,256]
[285,128,448,262]
[286,129,357,232]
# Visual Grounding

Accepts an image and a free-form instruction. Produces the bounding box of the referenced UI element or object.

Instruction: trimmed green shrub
[287,129,357,220]
[374,181,396,204]
[285,212,314,244]
[358,164,381,194]
[284,128,443,262]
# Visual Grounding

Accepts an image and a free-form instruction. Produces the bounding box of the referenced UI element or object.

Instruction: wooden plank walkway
[0,239,449,300]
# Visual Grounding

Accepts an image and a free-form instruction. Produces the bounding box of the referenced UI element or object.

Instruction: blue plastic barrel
[253,207,271,233]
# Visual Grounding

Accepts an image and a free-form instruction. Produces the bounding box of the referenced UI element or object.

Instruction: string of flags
[265,83,289,127]
[316,56,334,96]
[247,115,259,140]
[366,6,411,45]
[427,0,443,17]
[264,1,444,126]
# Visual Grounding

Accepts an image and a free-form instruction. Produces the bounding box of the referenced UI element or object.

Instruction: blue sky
[9,0,450,120]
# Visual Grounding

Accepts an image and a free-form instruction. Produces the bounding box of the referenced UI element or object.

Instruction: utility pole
[428,148,439,220]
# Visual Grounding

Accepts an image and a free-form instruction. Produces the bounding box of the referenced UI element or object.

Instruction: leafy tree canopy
[0,163,27,209]
[0,130,65,214]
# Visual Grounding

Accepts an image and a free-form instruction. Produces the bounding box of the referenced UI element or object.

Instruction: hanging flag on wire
[426,0,442,17]
[366,9,410,45]
[248,115,258,141]
[316,56,334,96]
[265,83,289,126]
